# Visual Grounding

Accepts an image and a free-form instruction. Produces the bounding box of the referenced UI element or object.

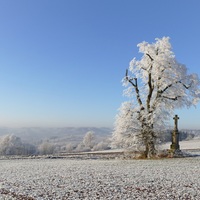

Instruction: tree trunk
[143,130,157,158]
[146,141,156,158]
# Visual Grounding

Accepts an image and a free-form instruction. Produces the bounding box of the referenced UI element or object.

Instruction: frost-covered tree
[75,131,96,152]
[112,102,140,149]
[112,37,200,158]
[0,135,23,155]
[0,134,36,155]
[82,131,95,149]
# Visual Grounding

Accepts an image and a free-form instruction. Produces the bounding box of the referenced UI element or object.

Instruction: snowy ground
[0,139,200,200]
[161,138,200,150]
[0,156,200,200]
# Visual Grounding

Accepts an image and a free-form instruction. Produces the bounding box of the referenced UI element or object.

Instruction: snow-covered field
[161,138,200,150]
[0,156,200,200]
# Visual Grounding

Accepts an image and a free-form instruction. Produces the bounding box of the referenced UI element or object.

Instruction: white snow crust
[0,157,200,199]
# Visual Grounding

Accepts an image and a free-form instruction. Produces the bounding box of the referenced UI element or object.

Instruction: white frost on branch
[112,101,143,150]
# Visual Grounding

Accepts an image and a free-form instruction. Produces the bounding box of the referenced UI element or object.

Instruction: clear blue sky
[0,0,200,128]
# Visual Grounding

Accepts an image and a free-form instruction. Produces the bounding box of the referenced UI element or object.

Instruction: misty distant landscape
[0,126,200,156]
[0,127,112,144]
[1,126,200,144]
[0,127,113,156]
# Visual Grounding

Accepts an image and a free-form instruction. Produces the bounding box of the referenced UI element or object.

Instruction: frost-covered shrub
[22,143,37,155]
[38,141,55,155]
[93,139,111,151]
[75,142,90,152]
[65,143,75,153]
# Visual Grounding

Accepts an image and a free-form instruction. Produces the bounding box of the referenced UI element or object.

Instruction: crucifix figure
[170,114,180,151]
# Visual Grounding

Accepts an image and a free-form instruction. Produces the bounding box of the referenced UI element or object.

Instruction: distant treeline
[0,131,111,156]
[0,130,198,156]
[160,130,196,143]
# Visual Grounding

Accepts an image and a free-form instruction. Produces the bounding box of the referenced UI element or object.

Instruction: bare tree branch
[160,80,192,95]
[125,70,143,108]
[177,80,192,89]
[161,83,173,94]
[146,53,154,61]
[162,96,181,101]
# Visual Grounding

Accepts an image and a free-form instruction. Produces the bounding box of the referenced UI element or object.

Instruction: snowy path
[0,157,200,199]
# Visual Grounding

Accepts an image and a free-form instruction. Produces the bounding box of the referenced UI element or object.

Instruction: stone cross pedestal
[170,115,180,151]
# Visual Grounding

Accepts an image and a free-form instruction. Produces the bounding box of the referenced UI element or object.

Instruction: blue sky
[0,0,200,128]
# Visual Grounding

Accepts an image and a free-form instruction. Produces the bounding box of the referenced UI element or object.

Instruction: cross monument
[170,115,180,151]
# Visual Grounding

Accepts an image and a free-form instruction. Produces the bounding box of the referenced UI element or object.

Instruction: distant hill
[1,127,199,146]
[0,127,112,144]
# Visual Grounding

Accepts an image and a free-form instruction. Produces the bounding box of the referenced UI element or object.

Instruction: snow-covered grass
[161,138,200,150]
[0,157,200,199]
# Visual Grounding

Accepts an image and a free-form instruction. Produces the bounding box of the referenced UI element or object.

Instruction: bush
[38,141,55,155]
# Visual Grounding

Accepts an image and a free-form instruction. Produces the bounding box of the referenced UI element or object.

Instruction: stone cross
[170,114,180,151]
[173,115,179,131]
